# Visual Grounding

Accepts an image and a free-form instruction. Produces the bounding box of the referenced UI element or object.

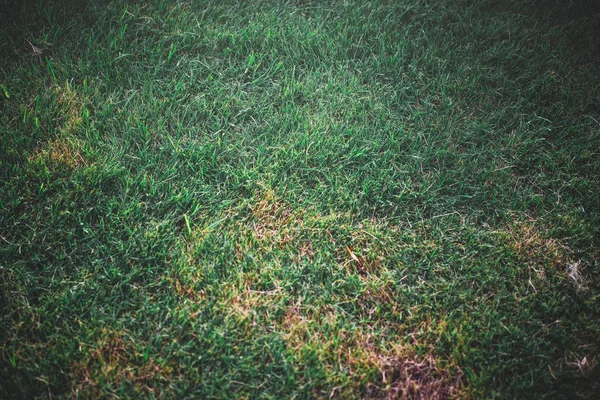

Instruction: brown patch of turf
[52,84,83,134]
[28,136,87,169]
[71,329,177,398]
[498,214,570,281]
[279,303,461,399]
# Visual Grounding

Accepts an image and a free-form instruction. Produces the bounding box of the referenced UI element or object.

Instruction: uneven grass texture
[1,0,599,398]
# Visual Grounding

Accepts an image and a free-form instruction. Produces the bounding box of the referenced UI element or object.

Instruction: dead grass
[279,303,461,399]
[53,84,83,134]
[220,277,286,325]
[367,355,461,400]
[25,83,87,169]
[497,214,596,296]
[498,214,571,288]
[71,329,177,398]
[356,276,402,320]
[174,189,463,397]
[503,215,568,271]
[181,187,402,277]
[566,260,588,294]
[28,136,87,169]
[163,274,207,301]
[244,187,319,263]
[565,351,597,378]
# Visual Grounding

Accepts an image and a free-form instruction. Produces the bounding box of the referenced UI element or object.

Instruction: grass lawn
[1,0,599,398]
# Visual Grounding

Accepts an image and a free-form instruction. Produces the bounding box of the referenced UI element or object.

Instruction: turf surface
[1,0,599,398]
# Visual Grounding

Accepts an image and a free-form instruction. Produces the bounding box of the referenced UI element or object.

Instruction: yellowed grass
[493,214,596,299]
[219,277,286,326]
[244,187,319,263]
[27,84,88,169]
[499,215,570,281]
[71,329,177,398]
[278,302,461,399]
[181,187,402,275]
[53,84,83,134]
[28,136,87,169]
[163,274,207,302]
[174,188,461,397]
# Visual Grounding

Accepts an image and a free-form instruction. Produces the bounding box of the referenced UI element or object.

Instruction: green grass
[1,0,599,398]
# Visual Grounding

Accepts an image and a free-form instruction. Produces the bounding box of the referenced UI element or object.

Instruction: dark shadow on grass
[481,0,600,63]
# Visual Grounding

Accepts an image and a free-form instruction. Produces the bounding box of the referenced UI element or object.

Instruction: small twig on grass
[25,39,43,56]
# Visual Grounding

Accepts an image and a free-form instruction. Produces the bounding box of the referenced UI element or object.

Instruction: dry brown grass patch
[220,278,286,324]
[278,303,461,399]
[225,188,334,264]
[366,355,460,400]
[565,260,588,294]
[71,330,176,398]
[500,215,569,280]
[53,84,84,134]
[25,84,87,170]
[28,136,87,169]
[357,277,401,319]
[246,188,311,251]
[336,218,405,277]
[164,274,207,301]
[181,188,401,277]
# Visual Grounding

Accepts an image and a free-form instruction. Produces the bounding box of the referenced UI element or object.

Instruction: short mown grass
[1,0,599,398]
